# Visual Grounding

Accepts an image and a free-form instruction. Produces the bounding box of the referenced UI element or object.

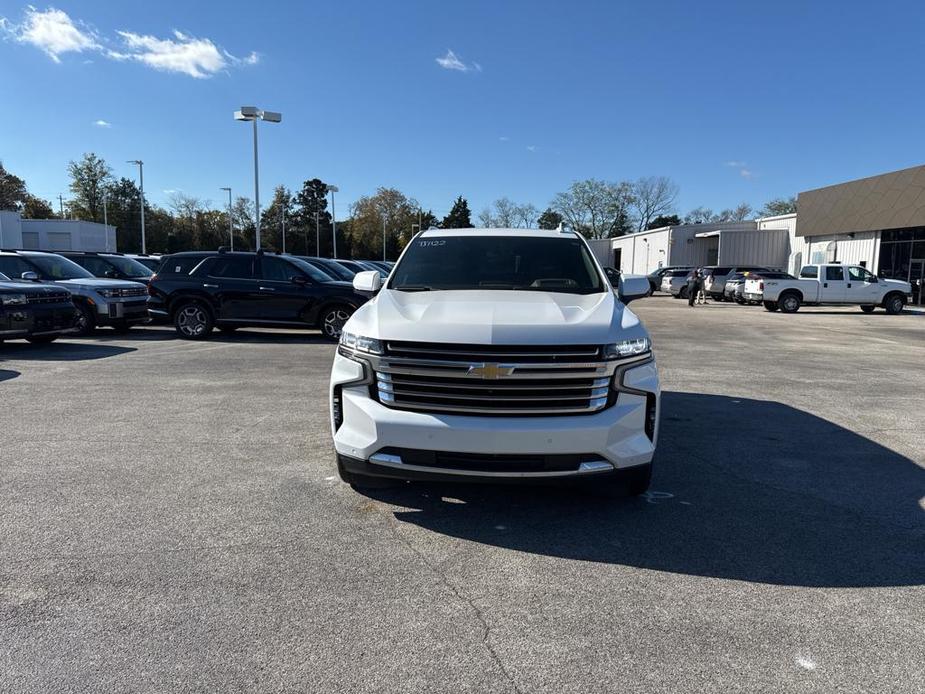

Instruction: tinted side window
[162,256,208,276]
[0,256,37,279]
[208,256,256,279]
[825,266,845,281]
[72,256,112,276]
[261,257,299,282]
[800,266,818,278]
[712,267,732,276]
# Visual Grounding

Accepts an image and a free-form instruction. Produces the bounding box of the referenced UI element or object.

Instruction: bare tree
[514,202,538,228]
[630,176,679,232]
[551,179,635,239]
[478,198,539,228]
[477,207,494,227]
[167,192,207,220]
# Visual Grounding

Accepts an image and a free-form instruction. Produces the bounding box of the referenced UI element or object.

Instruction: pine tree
[441,196,473,229]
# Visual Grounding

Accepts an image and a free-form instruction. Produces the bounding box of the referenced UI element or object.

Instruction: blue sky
[1,0,924,219]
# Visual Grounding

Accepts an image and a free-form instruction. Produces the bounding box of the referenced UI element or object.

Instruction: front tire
[320,304,354,341]
[26,335,58,344]
[111,321,133,334]
[763,301,779,312]
[779,292,801,313]
[860,305,876,313]
[173,301,214,339]
[592,463,653,499]
[337,457,398,489]
[73,303,96,337]
[679,287,689,299]
[883,293,905,315]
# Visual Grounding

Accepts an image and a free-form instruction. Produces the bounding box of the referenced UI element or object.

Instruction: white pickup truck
[757,263,912,314]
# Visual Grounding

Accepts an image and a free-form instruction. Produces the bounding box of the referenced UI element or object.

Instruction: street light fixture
[220,187,233,251]
[327,185,339,258]
[234,106,282,251]
[127,160,145,253]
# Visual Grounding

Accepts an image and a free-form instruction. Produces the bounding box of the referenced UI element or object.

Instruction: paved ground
[1,296,923,693]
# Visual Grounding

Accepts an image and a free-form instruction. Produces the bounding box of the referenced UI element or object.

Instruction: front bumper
[95,299,149,325]
[330,352,660,482]
[0,305,78,339]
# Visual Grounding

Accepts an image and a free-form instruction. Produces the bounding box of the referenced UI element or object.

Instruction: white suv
[329,228,660,496]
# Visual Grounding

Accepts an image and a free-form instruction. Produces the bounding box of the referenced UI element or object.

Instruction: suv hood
[348,289,646,344]
[0,281,61,293]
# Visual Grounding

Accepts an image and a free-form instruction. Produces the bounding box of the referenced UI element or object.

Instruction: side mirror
[353,270,382,293]
[104,269,119,278]
[291,275,310,286]
[21,271,39,281]
[868,275,878,283]
[618,276,651,304]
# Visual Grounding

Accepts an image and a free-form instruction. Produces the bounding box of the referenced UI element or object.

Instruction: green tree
[230,196,256,250]
[292,178,333,256]
[22,195,57,219]
[537,208,563,230]
[759,196,797,217]
[349,188,421,259]
[442,196,473,229]
[260,185,294,252]
[0,162,29,211]
[551,179,635,239]
[647,214,681,229]
[67,153,113,222]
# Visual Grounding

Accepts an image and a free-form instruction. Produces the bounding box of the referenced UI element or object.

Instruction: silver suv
[0,251,149,335]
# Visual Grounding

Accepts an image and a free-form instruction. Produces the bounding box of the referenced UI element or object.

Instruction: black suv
[147,251,370,340]
[0,271,78,344]
[58,251,154,284]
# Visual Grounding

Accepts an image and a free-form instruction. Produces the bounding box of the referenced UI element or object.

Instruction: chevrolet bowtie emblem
[467,363,514,379]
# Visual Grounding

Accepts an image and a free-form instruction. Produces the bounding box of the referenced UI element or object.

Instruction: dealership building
[590,164,925,305]
[0,211,116,252]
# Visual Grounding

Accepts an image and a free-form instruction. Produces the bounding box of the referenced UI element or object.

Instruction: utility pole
[280,202,286,254]
[58,195,64,217]
[103,190,108,228]
[315,210,320,256]
[220,187,233,250]
[382,217,387,261]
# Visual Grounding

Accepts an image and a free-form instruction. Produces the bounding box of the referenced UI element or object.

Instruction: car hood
[50,278,147,290]
[883,279,913,291]
[346,288,647,344]
[0,281,62,293]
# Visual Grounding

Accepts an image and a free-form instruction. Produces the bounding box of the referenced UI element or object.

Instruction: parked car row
[0,247,396,344]
[650,263,913,313]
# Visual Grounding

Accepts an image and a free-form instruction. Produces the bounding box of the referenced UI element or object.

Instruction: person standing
[687,269,702,307]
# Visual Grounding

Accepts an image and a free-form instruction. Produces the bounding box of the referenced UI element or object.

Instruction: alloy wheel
[323,308,351,339]
[177,306,208,337]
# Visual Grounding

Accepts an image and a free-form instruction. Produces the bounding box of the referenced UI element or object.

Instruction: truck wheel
[320,304,353,341]
[26,336,58,344]
[779,292,801,313]
[884,294,905,315]
[174,301,214,339]
[679,287,688,299]
[860,305,876,313]
[73,303,96,336]
[763,301,779,312]
[111,321,133,334]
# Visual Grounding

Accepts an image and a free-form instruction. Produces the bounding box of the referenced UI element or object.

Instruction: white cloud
[739,168,754,179]
[526,145,537,152]
[0,6,258,78]
[499,136,509,142]
[436,49,480,73]
[112,29,232,78]
[1,7,100,62]
[724,160,746,167]
[93,119,111,128]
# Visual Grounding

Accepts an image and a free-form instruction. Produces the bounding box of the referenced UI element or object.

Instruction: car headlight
[603,337,651,359]
[339,331,383,355]
[1,293,28,306]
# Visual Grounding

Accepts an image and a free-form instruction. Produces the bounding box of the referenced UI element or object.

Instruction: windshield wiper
[393,285,435,292]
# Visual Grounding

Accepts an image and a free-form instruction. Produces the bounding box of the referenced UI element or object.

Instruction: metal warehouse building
[589,163,925,306]
[0,211,116,252]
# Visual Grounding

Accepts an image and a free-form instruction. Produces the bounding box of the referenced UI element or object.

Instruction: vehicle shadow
[0,342,135,361]
[103,326,333,345]
[0,369,19,382]
[361,392,925,588]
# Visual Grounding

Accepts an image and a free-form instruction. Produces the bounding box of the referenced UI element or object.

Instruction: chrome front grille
[372,342,619,415]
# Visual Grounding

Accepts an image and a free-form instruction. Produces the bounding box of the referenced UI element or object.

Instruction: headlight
[339,331,383,355]
[604,337,651,359]
[1,293,28,306]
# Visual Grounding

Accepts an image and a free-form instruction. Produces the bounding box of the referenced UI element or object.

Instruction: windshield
[28,254,95,280]
[0,272,9,281]
[132,257,161,271]
[104,255,153,277]
[289,257,338,282]
[300,257,355,281]
[390,235,605,293]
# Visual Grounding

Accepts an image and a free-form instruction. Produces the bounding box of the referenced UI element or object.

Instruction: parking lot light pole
[127,160,145,253]
[382,218,387,260]
[315,210,320,256]
[234,107,282,251]
[220,187,233,250]
[327,185,339,258]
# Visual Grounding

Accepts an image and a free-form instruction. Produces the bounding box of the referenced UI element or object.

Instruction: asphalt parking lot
[2,297,923,693]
